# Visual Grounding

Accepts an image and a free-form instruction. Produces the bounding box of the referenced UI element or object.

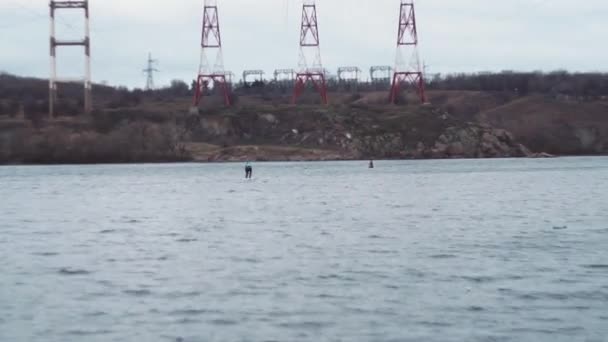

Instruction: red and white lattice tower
[390,0,426,104]
[292,0,328,105]
[193,0,230,107]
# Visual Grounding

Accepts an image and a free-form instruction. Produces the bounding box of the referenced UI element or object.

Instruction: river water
[1,158,607,342]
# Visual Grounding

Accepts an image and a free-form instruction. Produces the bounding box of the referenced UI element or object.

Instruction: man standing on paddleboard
[245,161,253,179]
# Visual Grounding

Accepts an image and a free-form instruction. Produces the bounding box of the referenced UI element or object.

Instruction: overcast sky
[1,0,606,88]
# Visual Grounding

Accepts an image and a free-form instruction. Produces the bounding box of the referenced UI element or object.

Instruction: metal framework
[390,0,426,104]
[49,0,91,118]
[293,74,328,104]
[193,0,231,106]
[337,66,361,82]
[293,0,328,105]
[274,69,296,82]
[143,52,159,90]
[221,71,235,83]
[307,67,330,76]
[243,70,265,84]
[370,66,393,83]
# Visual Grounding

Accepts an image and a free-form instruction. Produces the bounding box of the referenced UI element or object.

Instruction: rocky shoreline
[185,111,553,162]
[191,150,556,163]
[184,124,556,163]
[0,110,556,165]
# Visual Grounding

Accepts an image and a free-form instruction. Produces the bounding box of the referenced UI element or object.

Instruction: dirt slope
[479,95,608,154]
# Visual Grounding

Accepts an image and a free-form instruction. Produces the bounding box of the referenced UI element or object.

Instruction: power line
[0,2,46,29]
[3,1,79,32]
[1,0,114,38]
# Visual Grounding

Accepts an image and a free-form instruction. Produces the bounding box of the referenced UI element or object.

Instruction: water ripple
[582,264,608,269]
[99,229,117,234]
[209,318,239,326]
[2,160,608,341]
[32,252,59,257]
[163,291,202,299]
[429,253,457,259]
[58,268,91,276]
[176,238,198,243]
[65,329,113,336]
[123,289,152,297]
[169,309,220,316]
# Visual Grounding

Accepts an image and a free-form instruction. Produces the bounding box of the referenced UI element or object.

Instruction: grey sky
[1,0,606,88]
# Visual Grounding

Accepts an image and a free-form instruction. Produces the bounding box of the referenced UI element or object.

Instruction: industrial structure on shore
[48,0,426,116]
[192,0,426,107]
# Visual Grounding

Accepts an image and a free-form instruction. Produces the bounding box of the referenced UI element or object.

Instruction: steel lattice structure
[337,66,361,82]
[243,70,265,84]
[143,53,159,90]
[390,0,426,104]
[292,0,328,105]
[221,71,235,83]
[193,0,231,107]
[274,69,296,82]
[370,66,393,83]
[49,0,92,118]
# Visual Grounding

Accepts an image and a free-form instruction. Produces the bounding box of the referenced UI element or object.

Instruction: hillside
[479,95,608,155]
[0,72,607,164]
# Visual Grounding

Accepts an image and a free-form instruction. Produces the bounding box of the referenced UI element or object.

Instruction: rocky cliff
[182,104,536,162]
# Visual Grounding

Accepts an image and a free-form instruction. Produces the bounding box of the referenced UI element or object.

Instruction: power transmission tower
[390,0,426,104]
[193,0,231,107]
[292,0,328,105]
[49,0,92,118]
[143,53,159,90]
